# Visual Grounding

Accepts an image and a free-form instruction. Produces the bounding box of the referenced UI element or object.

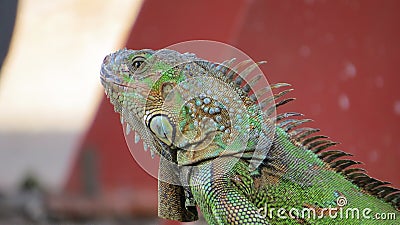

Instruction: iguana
[100,47,400,224]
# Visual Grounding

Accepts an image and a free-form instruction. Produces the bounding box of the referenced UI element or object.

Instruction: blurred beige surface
[0,0,143,191]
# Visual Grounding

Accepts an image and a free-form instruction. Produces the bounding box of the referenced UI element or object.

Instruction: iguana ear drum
[161,83,175,99]
[147,114,175,146]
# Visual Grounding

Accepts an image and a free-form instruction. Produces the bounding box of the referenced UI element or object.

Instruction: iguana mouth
[100,72,149,99]
[100,76,128,89]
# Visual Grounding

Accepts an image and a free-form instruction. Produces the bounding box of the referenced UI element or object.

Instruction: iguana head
[100,48,193,160]
[100,48,274,169]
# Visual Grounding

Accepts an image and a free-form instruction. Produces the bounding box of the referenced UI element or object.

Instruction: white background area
[0,0,143,192]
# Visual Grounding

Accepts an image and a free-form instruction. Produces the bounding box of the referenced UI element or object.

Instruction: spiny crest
[270,84,400,210]
[195,59,281,121]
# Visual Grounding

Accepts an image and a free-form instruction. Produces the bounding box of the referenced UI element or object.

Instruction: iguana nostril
[103,55,110,64]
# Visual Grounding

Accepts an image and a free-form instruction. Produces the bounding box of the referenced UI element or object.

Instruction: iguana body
[100,48,400,224]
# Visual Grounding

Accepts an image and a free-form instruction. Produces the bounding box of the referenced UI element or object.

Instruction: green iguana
[100,47,400,224]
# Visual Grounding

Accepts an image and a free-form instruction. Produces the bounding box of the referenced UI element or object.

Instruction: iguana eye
[132,60,143,69]
[130,56,146,72]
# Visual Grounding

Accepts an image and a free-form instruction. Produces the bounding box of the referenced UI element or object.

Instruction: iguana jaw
[100,49,168,159]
